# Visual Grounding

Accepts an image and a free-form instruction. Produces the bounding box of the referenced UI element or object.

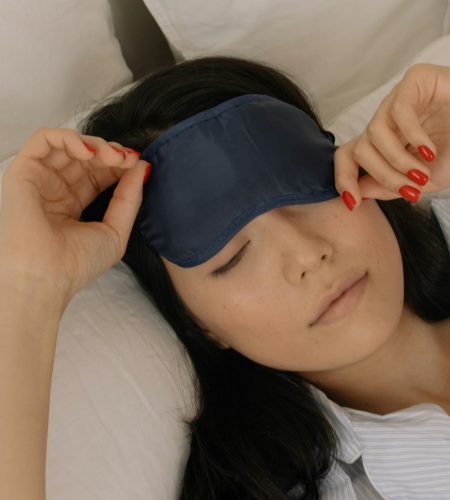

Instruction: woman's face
[162,197,404,373]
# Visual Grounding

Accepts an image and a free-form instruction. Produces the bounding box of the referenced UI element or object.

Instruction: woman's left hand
[334,63,450,210]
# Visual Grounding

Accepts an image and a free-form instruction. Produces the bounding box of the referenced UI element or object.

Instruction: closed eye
[211,241,250,277]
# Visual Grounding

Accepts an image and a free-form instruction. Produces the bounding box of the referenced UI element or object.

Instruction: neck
[302,307,450,415]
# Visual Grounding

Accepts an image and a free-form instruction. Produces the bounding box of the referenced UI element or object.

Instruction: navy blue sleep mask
[136,93,352,267]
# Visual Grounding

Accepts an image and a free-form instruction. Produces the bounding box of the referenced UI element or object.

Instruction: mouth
[310,271,368,327]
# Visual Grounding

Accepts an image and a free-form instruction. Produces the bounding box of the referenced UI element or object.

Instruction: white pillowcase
[0,82,195,500]
[328,34,450,208]
[140,0,450,126]
[1,35,450,500]
[0,0,132,162]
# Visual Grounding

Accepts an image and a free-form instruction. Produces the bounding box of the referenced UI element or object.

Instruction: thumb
[101,160,151,262]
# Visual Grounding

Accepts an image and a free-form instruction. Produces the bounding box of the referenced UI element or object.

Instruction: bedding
[140,0,450,125]
[328,33,450,207]
[0,0,132,162]
[1,14,450,500]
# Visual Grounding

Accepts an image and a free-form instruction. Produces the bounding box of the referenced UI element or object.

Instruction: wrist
[0,266,66,323]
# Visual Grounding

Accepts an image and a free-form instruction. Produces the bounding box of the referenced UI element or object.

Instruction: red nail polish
[143,163,152,184]
[111,146,126,160]
[399,185,421,203]
[407,168,429,186]
[418,145,435,162]
[83,142,96,154]
[341,190,356,211]
[123,147,140,157]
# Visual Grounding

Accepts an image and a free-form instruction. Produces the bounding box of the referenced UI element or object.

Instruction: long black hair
[79,56,450,499]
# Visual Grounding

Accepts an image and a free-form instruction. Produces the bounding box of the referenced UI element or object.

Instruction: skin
[163,196,450,416]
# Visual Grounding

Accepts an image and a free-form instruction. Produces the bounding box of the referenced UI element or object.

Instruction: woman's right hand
[334,63,450,209]
[0,127,151,313]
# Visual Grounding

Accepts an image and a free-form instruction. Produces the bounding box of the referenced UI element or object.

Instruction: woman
[1,57,450,499]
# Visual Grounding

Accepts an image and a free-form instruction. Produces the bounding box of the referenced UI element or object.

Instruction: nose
[265,207,333,284]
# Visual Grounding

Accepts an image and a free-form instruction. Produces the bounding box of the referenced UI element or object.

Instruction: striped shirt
[287,196,450,499]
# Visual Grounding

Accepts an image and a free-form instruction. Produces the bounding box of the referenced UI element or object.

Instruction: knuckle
[377,171,396,190]
[397,155,413,172]
[63,128,80,139]
[365,121,380,140]
[390,98,405,116]
[87,170,102,195]
[35,126,50,136]
[386,153,403,171]
[405,62,428,77]
[377,171,388,185]
[352,144,365,162]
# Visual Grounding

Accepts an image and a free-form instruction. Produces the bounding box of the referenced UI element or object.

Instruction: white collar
[308,383,450,498]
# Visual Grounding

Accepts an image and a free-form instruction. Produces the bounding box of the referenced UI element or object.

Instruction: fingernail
[407,168,429,186]
[399,185,421,203]
[83,142,96,154]
[341,190,356,211]
[123,147,140,158]
[418,145,435,162]
[111,146,126,160]
[143,163,152,184]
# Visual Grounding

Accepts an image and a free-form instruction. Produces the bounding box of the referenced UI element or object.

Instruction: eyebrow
[211,241,250,275]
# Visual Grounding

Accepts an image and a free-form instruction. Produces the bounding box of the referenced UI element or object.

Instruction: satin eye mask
[136,93,362,268]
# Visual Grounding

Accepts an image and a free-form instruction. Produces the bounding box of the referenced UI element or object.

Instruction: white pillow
[328,34,450,209]
[0,0,132,162]
[1,36,450,500]
[0,81,195,499]
[140,0,450,126]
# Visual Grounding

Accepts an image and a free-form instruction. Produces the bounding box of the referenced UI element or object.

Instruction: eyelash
[212,242,248,277]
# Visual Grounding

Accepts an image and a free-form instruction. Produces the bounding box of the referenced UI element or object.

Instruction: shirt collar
[307,383,362,464]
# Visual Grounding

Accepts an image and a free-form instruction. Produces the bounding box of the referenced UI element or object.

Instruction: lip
[310,271,368,327]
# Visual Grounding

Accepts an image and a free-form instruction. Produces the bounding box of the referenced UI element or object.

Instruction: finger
[365,109,431,187]
[1,158,73,229]
[4,128,95,209]
[352,134,423,203]
[387,69,437,157]
[334,138,365,210]
[11,127,94,169]
[59,139,141,187]
[70,159,150,212]
[43,148,78,170]
[107,141,141,169]
[100,161,149,261]
[79,135,134,170]
[357,173,402,201]
[2,127,86,207]
[42,138,139,171]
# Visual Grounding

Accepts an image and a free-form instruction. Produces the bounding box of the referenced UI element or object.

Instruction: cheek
[199,283,296,365]
[360,204,405,308]
[203,283,278,333]
[306,206,405,370]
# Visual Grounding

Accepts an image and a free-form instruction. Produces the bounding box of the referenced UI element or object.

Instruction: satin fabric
[136,93,359,267]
